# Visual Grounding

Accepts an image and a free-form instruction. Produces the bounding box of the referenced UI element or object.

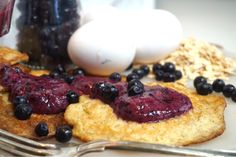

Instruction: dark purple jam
[71,76,107,95]
[0,66,80,114]
[111,86,192,123]
[71,75,193,123]
[0,66,192,122]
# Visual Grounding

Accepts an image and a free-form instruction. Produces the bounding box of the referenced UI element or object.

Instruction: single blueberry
[66,91,79,104]
[152,63,163,72]
[194,76,207,88]
[212,79,225,92]
[132,69,145,79]
[163,62,176,73]
[163,73,176,82]
[35,122,49,137]
[13,96,28,107]
[223,84,235,97]
[14,104,32,120]
[126,73,139,82]
[55,125,72,143]
[128,79,144,90]
[154,70,164,81]
[128,85,144,96]
[109,72,121,82]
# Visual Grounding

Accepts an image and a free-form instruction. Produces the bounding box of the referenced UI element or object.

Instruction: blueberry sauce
[0,66,192,123]
[0,66,80,114]
[112,86,192,123]
[71,75,192,123]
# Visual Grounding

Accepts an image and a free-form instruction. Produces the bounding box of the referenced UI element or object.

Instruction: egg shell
[68,19,136,76]
[132,9,183,64]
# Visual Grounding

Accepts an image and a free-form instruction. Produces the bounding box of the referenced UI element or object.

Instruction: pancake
[0,68,65,140]
[64,82,226,146]
[0,47,28,65]
[0,92,65,140]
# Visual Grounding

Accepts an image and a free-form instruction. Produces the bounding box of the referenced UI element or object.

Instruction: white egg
[68,20,136,76]
[80,5,121,26]
[132,9,183,64]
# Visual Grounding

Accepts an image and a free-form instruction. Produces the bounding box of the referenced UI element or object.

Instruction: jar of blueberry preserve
[0,0,15,37]
[17,0,81,69]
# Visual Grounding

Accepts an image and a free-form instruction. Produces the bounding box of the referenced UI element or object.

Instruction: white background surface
[1,0,236,58]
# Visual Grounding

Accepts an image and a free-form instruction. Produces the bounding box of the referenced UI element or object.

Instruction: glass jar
[17,0,81,69]
[0,0,15,37]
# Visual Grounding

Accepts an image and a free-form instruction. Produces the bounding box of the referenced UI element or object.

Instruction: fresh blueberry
[93,82,119,103]
[212,79,225,92]
[128,79,144,90]
[140,65,150,75]
[126,73,139,82]
[163,73,176,82]
[154,70,164,81]
[109,72,121,82]
[55,125,72,143]
[66,91,79,103]
[194,76,207,88]
[128,85,144,96]
[54,64,65,74]
[196,83,211,95]
[152,63,163,72]
[132,69,145,79]
[65,75,75,84]
[231,90,236,102]
[13,96,28,107]
[72,68,85,76]
[222,84,235,97]
[49,71,60,78]
[35,122,49,137]
[163,62,176,73]
[175,70,182,80]
[14,104,32,120]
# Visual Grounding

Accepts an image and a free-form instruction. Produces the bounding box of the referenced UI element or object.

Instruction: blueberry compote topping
[0,66,80,114]
[71,74,193,123]
[0,66,192,122]
[112,86,192,123]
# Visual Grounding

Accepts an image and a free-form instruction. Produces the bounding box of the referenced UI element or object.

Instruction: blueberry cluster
[13,96,32,120]
[153,62,182,82]
[127,65,150,82]
[92,82,119,103]
[17,0,80,67]
[49,64,85,84]
[194,76,236,102]
[34,122,72,143]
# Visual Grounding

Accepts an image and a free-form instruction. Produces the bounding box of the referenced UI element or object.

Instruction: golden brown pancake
[0,92,65,140]
[65,82,226,146]
[0,59,64,140]
[0,47,28,65]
